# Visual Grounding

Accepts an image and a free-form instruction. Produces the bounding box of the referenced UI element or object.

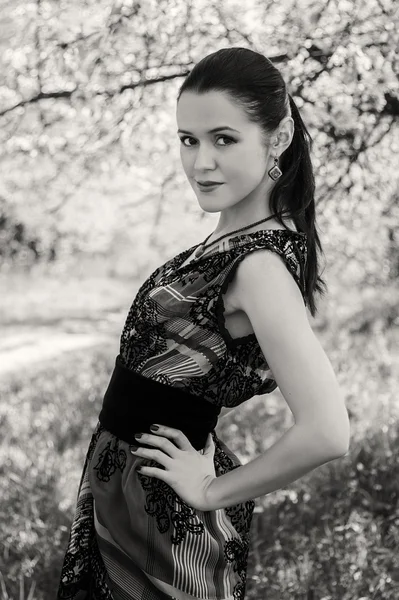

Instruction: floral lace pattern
[57,230,307,600]
[91,426,255,599]
[119,230,307,409]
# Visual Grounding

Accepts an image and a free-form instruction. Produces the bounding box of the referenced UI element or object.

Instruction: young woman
[57,47,350,600]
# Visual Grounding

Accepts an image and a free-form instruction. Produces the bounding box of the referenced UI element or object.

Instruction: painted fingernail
[131,446,138,451]
[150,424,159,431]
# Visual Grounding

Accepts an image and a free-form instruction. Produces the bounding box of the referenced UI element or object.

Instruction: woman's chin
[197,202,221,214]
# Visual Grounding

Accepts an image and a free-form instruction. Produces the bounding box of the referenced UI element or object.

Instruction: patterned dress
[56,229,308,600]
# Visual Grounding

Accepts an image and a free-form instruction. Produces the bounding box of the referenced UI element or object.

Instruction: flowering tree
[0,0,397,286]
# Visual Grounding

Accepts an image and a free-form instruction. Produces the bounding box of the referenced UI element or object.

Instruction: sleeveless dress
[56,229,308,600]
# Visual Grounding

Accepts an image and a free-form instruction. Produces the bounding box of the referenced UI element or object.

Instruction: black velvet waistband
[98,354,221,451]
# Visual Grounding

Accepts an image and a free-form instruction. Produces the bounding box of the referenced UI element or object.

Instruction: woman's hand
[130,424,217,511]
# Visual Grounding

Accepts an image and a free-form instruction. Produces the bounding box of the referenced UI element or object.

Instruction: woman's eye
[179,135,234,147]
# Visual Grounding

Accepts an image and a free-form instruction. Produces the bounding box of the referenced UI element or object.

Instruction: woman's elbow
[322,410,351,457]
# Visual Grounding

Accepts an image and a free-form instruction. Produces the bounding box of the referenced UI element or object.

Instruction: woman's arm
[204,249,350,512]
[205,421,348,511]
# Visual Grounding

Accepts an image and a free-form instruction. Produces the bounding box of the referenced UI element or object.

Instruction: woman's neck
[210,217,297,243]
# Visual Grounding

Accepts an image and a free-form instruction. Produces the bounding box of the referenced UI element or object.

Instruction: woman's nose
[193,147,216,170]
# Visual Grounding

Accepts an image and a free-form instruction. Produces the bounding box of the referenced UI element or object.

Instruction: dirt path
[0,326,117,377]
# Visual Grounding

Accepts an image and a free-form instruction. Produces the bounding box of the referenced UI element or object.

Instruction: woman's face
[176,90,276,215]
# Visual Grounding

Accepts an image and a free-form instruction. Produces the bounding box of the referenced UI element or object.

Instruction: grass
[1,265,399,599]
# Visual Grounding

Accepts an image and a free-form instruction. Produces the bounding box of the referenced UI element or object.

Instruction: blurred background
[0,0,398,598]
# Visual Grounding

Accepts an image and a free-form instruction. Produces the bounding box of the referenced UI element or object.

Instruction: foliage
[0,0,398,289]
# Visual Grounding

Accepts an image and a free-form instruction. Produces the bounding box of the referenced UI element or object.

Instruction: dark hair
[176,47,327,317]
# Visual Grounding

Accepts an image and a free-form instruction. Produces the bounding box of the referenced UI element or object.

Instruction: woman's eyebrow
[177,126,240,134]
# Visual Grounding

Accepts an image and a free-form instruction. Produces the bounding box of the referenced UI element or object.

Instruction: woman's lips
[197,182,224,191]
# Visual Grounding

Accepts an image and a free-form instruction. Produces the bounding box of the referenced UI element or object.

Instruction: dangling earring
[268,155,282,181]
